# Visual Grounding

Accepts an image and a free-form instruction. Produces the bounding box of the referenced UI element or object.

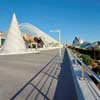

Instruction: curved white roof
[19,23,59,47]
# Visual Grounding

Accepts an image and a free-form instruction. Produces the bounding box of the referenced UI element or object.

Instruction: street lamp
[50,29,61,57]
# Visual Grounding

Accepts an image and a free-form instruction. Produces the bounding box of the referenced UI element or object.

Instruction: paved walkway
[0,49,77,100]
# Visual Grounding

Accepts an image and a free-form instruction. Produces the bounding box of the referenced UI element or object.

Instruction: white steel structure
[1,13,26,52]
[19,23,60,47]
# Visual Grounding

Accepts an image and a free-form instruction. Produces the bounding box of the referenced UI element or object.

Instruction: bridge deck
[0,49,77,100]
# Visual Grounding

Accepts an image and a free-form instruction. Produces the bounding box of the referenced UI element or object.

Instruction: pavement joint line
[44,64,59,100]
[25,66,52,100]
[25,57,58,100]
[10,54,58,100]
[29,83,50,100]
[25,61,56,100]
[33,59,58,100]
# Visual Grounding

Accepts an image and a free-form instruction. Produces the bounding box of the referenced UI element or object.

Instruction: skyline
[0,0,100,43]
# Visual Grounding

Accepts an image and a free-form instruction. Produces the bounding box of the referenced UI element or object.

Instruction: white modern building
[72,36,84,47]
[0,13,62,54]
[19,23,60,48]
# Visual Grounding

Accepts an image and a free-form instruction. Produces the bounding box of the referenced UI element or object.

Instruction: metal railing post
[81,66,86,80]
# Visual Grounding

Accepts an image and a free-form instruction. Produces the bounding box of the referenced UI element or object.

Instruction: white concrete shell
[2,13,26,52]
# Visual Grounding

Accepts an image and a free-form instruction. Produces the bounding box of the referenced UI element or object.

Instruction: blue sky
[0,0,100,43]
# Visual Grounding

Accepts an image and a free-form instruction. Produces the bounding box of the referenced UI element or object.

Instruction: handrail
[67,48,100,99]
[77,58,100,83]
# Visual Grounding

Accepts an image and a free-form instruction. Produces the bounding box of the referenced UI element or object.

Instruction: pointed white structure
[2,13,26,53]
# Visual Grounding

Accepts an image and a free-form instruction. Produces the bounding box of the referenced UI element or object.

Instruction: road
[0,49,77,100]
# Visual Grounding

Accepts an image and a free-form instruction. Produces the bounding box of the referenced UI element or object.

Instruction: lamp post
[50,29,61,57]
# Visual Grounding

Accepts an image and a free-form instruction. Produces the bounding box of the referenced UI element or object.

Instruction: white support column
[50,29,62,57]
[58,31,61,57]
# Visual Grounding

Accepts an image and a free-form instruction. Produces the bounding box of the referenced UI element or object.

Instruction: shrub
[92,66,100,75]
[80,54,93,65]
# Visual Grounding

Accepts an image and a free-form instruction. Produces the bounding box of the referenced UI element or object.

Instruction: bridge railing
[68,48,100,100]
[76,58,100,83]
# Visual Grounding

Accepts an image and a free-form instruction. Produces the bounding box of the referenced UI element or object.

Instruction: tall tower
[2,13,26,52]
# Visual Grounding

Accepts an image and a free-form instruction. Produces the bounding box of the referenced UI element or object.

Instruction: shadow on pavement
[53,49,77,100]
[25,57,58,100]
[10,50,77,100]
